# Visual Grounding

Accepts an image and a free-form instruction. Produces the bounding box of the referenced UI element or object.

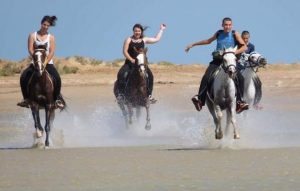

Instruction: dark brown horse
[114,48,151,130]
[28,45,56,148]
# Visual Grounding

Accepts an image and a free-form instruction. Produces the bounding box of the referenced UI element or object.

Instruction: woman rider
[17,15,65,109]
[116,23,166,103]
[185,17,248,113]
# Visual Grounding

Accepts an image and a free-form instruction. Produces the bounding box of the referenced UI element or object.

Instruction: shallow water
[1,85,300,150]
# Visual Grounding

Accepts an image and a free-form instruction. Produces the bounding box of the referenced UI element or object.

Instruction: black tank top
[127,38,145,59]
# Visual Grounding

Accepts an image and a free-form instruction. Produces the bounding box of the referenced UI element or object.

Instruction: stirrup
[17,99,30,108]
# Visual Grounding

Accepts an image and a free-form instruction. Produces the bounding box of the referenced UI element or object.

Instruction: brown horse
[28,45,56,148]
[114,48,151,130]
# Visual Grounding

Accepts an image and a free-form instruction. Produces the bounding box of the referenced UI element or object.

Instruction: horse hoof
[32,142,44,149]
[234,134,240,139]
[145,124,151,130]
[36,130,43,138]
[215,132,223,139]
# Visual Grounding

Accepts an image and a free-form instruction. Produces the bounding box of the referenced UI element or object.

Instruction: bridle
[33,48,47,75]
[245,52,266,72]
[136,52,147,76]
[221,51,237,74]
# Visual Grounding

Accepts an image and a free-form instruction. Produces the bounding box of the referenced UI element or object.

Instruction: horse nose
[228,66,236,77]
[228,66,235,73]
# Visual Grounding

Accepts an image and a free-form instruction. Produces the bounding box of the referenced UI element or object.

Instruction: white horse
[206,47,239,139]
[239,52,267,109]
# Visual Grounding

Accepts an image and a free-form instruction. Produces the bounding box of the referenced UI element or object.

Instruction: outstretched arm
[143,24,166,44]
[185,33,217,53]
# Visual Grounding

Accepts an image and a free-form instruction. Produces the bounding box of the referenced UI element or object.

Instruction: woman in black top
[116,23,166,103]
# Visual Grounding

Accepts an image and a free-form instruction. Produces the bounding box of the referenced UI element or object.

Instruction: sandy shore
[1,64,300,190]
[1,146,300,191]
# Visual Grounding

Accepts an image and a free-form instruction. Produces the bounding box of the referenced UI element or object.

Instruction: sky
[0,0,300,64]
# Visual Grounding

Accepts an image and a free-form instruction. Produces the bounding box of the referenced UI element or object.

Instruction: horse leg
[145,101,151,130]
[215,106,223,139]
[31,105,43,138]
[117,99,129,128]
[44,105,53,147]
[229,105,239,139]
[225,109,232,137]
[136,106,141,120]
[127,104,133,125]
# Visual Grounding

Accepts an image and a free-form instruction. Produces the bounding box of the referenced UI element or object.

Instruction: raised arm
[185,33,217,53]
[143,24,166,44]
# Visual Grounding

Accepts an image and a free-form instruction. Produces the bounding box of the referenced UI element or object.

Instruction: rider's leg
[192,60,220,111]
[46,64,61,100]
[116,63,130,98]
[46,64,65,109]
[17,65,34,107]
[235,71,249,113]
[146,68,157,103]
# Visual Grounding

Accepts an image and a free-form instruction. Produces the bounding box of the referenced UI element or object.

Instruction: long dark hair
[41,15,57,26]
[132,23,148,38]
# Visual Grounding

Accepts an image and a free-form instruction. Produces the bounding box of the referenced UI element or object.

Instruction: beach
[0,64,300,190]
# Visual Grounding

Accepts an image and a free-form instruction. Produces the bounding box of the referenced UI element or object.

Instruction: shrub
[0,62,21,76]
[157,61,174,66]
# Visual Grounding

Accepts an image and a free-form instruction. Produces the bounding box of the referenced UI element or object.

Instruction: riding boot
[55,94,66,110]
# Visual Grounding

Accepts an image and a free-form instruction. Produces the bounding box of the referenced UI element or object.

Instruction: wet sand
[1,64,300,190]
[1,146,300,191]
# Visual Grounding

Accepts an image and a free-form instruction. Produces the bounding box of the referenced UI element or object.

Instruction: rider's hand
[130,58,136,64]
[185,45,192,53]
[160,24,166,30]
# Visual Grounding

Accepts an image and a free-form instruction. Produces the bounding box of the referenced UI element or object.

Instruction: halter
[245,52,265,73]
[136,52,147,75]
[33,48,47,74]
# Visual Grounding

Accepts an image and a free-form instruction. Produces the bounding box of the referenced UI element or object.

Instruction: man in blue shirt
[242,30,255,54]
[185,17,248,113]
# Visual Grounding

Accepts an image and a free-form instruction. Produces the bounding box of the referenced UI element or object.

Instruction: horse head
[221,47,237,78]
[248,52,267,68]
[134,47,148,76]
[33,45,47,77]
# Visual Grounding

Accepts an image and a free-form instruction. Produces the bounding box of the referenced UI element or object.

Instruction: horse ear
[144,47,148,53]
[133,47,138,53]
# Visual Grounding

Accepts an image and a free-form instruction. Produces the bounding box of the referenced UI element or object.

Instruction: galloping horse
[206,47,239,139]
[114,48,151,130]
[239,52,267,109]
[28,45,56,148]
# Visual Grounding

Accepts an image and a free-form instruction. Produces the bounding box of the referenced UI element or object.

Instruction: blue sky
[0,0,299,64]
